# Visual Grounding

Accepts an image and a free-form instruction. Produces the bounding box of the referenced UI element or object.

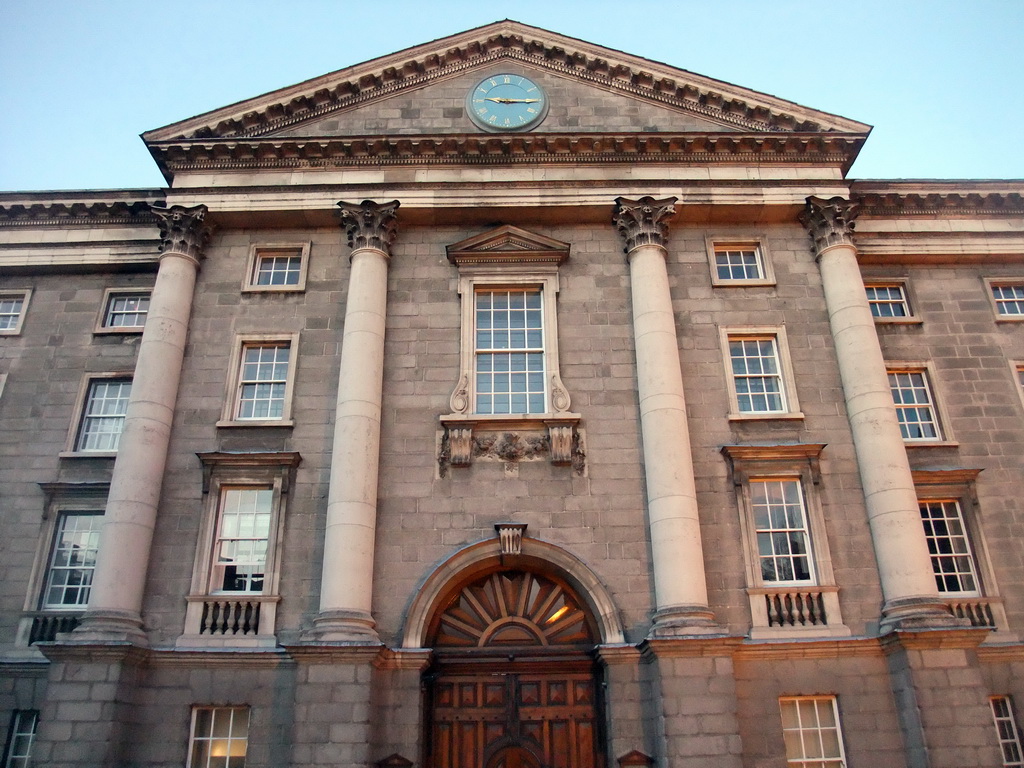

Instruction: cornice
[0,199,162,229]
[853,189,1024,217]
[147,132,865,179]
[148,29,865,144]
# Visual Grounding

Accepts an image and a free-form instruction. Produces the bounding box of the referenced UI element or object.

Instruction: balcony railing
[944,597,997,629]
[761,589,828,628]
[747,586,847,636]
[26,612,82,644]
[198,598,262,636]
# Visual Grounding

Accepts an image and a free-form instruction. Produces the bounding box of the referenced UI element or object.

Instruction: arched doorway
[424,568,605,768]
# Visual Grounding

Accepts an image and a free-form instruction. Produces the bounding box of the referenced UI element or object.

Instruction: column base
[70,609,148,646]
[880,596,967,633]
[648,605,726,639]
[302,609,381,644]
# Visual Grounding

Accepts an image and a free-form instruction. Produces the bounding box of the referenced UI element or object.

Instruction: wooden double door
[427,666,603,768]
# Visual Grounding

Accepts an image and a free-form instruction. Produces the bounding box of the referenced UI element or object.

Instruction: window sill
[904,440,959,449]
[440,412,582,468]
[58,450,117,459]
[216,419,295,429]
[727,411,805,423]
[710,279,776,288]
[873,317,923,325]
[241,286,305,294]
[93,327,145,335]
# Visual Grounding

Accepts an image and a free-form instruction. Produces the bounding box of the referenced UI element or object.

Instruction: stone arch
[401,536,625,648]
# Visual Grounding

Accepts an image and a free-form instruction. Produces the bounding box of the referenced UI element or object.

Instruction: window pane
[474,291,546,414]
[212,489,273,593]
[189,707,249,768]
[236,344,290,420]
[730,337,786,413]
[920,501,979,594]
[104,293,150,328]
[751,480,814,585]
[0,295,25,331]
[43,513,103,608]
[76,379,132,451]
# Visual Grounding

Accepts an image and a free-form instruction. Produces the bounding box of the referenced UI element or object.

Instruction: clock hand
[483,98,542,104]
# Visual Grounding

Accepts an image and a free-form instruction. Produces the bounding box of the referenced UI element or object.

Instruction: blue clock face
[466,74,549,132]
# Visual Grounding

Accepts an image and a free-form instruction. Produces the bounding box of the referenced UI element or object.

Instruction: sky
[1,0,1022,192]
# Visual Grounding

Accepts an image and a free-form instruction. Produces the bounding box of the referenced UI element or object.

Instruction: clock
[466,73,549,132]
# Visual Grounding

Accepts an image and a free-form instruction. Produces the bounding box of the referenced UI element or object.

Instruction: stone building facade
[1,20,1022,768]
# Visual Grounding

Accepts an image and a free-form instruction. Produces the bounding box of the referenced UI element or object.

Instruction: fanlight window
[431,570,595,648]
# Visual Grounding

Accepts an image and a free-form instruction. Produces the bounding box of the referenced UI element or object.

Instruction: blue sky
[1,0,1021,191]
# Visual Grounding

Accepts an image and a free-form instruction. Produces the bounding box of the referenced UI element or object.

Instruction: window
[707,238,775,286]
[721,328,801,419]
[751,479,814,585]
[211,488,272,594]
[888,369,942,441]
[72,377,132,452]
[98,289,150,331]
[865,282,913,319]
[220,335,298,426]
[181,452,299,644]
[188,706,249,768]
[475,289,546,414]
[42,512,102,609]
[0,290,30,335]
[1014,363,1024,413]
[441,225,579,468]
[988,281,1024,319]
[992,696,1024,768]
[721,444,847,637]
[778,696,846,768]
[243,243,309,292]
[920,500,980,595]
[2,710,38,768]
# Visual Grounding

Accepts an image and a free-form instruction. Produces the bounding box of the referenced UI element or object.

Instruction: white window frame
[864,280,919,322]
[218,334,298,427]
[887,364,952,444]
[63,373,133,455]
[2,710,38,768]
[180,452,299,647]
[0,290,31,336]
[187,706,249,768]
[778,696,847,768]
[986,279,1024,321]
[992,696,1024,768]
[242,242,310,293]
[706,237,775,287]
[95,288,151,333]
[749,478,816,587]
[720,327,802,420]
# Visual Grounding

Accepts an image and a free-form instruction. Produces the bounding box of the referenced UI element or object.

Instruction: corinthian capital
[799,196,859,255]
[612,196,678,254]
[338,199,400,255]
[153,204,212,262]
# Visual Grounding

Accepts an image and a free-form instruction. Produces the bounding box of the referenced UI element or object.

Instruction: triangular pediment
[447,225,570,266]
[143,21,869,144]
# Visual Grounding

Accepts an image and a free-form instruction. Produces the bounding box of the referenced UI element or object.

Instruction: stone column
[613,196,718,636]
[76,204,211,643]
[307,200,399,643]
[800,196,954,630]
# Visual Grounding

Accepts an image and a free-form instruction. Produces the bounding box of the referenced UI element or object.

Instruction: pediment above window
[446,225,570,268]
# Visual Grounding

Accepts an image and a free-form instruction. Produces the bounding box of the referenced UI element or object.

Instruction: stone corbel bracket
[438,414,584,475]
